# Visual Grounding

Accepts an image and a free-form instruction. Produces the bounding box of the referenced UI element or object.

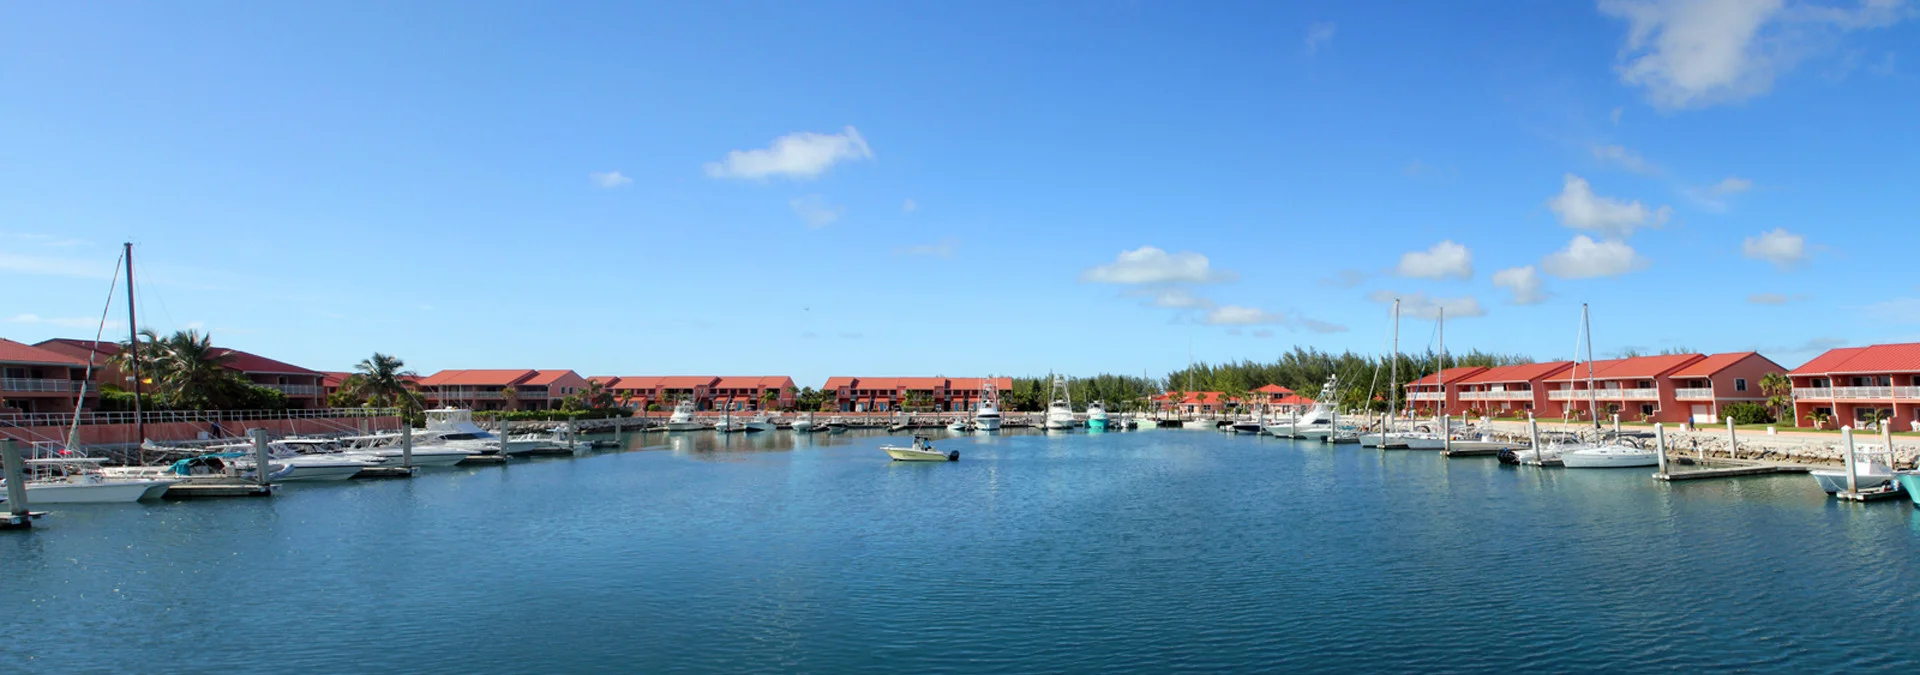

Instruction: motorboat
[1086,401,1110,431]
[745,414,778,433]
[712,409,748,433]
[975,379,1004,431]
[1043,374,1076,430]
[1231,411,1264,434]
[213,442,375,481]
[7,457,176,503]
[790,415,817,433]
[1813,444,1898,494]
[823,418,850,433]
[664,400,706,432]
[883,436,959,462]
[283,437,471,468]
[1265,376,1339,439]
[421,408,541,455]
[1561,441,1659,468]
[946,418,972,432]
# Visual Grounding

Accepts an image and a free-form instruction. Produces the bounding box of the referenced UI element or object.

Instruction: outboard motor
[947,451,960,462]
[1496,448,1520,466]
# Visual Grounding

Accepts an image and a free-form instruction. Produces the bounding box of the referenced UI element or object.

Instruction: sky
[2,1,1917,386]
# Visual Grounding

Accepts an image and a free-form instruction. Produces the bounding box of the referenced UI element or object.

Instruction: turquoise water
[7,429,1920,673]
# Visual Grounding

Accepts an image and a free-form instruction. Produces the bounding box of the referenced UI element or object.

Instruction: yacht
[214,442,376,481]
[1264,375,1339,439]
[419,408,542,455]
[1086,400,1110,431]
[288,437,475,468]
[664,400,706,432]
[883,436,958,462]
[9,457,176,503]
[745,414,778,433]
[975,379,1004,431]
[1043,374,1077,430]
[790,414,817,433]
[1561,441,1659,468]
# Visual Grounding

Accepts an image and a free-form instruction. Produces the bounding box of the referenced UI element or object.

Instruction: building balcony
[1405,392,1446,401]
[1458,390,1531,401]
[1793,386,1920,400]
[1548,388,1660,401]
[263,383,322,396]
[1674,388,1714,400]
[0,378,86,394]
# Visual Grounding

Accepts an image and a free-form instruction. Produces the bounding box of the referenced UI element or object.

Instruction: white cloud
[1319,268,1368,288]
[1707,176,1753,195]
[902,198,918,213]
[1747,292,1809,304]
[1591,144,1658,174]
[589,171,631,188]
[1741,227,1807,269]
[0,252,116,280]
[894,238,957,258]
[1299,318,1349,334]
[7,313,118,329]
[1127,287,1215,309]
[1541,235,1650,278]
[704,126,874,180]
[1080,246,1237,284]
[1367,290,1486,319]
[1395,240,1473,280]
[1304,22,1337,55]
[1492,266,1551,305]
[1687,176,1755,211]
[1610,106,1625,124]
[1546,174,1670,237]
[789,194,844,228]
[1203,305,1288,326]
[1600,0,1911,109]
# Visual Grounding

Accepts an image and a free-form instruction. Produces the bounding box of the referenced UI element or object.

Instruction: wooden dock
[3,510,45,530]
[1653,463,1809,482]
[1442,445,1509,457]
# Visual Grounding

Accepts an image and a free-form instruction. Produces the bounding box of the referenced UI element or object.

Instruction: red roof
[420,369,537,387]
[712,376,796,390]
[34,338,122,358]
[1668,352,1777,379]
[1253,384,1293,394]
[1405,366,1488,388]
[1541,354,1704,382]
[522,370,582,386]
[824,377,1009,391]
[596,376,719,391]
[210,348,320,376]
[1274,393,1315,406]
[1789,343,1920,375]
[322,371,353,387]
[0,338,87,366]
[1454,361,1575,385]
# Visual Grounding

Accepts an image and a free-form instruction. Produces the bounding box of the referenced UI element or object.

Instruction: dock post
[402,424,413,468]
[498,417,508,456]
[1442,413,1452,454]
[1843,426,1858,496]
[1884,424,1896,471]
[1726,417,1739,460]
[1655,423,1668,475]
[1290,408,1298,439]
[250,429,272,488]
[1528,416,1542,464]
[4,438,31,524]
[1612,413,1620,435]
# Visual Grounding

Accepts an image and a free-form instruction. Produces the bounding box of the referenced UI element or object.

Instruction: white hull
[1295,427,1332,441]
[1044,420,1076,430]
[350,449,473,467]
[664,422,706,432]
[1560,446,1659,468]
[1401,436,1445,450]
[974,416,1002,431]
[790,420,816,432]
[278,463,371,481]
[23,479,176,503]
[745,422,777,433]
[1813,470,1895,494]
[1357,433,1385,447]
[885,447,954,461]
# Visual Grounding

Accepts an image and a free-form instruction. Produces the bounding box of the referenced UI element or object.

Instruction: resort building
[1534,352,1784,424]
[417,369,590,411]
[1788,343,1920,430]
[823,377,1014,412]
[33,338,328,409]
[1153,391,1230,415]
[1664,352,1784,424]
[594,376,796,411]
[0,338,96,414]
[1403,366,1487,418]
[1446,361,1577,418]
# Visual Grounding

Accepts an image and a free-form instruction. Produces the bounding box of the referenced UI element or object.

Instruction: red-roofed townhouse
[34,338,326,409]
[1451,361,1574,418]
[1404,366,1487,417]
[0,338,96,414]
[1664,352,1785,424]
[1538,354,1704,423]
[322,371,353,400]
[601,376,717,411]
[1152,391,1229,415]
[419,369,589,411]
[824,377,1013,412]
[710,376,798,411]
[1789,343,1920,430]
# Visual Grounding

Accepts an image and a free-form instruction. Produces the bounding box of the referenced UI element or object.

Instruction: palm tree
[1806,411,1831,430]
[1759,372,1792,420]
[499,386,520,412]
[760,389,779,412]
[349,353,418,412]
[581,379,615,409]
[118,329,233,409]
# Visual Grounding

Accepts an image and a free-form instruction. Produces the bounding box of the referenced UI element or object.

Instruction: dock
[459,454,510,465]
[353,466,417,479]
[2,509,46,530]
[1834,486,1907,502]
[1442,445,1509,457]
[1653,463,1809,482]
[164,480,274,498]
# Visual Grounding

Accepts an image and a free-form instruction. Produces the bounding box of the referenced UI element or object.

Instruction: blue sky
[2,1,1916,385]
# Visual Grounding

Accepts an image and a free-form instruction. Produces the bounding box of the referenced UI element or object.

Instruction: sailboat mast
[124,242,145,449]
[1388,299,1399,429]
[1436,306,1445,421]
[1583,302,1600,429]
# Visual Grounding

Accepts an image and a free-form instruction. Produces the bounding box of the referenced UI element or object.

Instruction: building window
[1734,378,1747,392]
[1640,404,1655,416]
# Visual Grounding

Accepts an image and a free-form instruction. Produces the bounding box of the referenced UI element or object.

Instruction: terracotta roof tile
[1789,343,1920,375]
[1405,366,1488,387]
[1454,361,1575,385]
[0,338,88,367]
[522,370,582,386]
[1541,354,1704,382]
[420,369,537,387]
[1668,352,1778,379]
[1253,384,1294,394]
[210,348,321,376]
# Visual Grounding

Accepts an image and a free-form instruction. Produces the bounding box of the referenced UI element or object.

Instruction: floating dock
[1833,487,1907,502]
[353,466,416,479]
[2,509,45,530]
[459,455,510,465]
[164,480,274,498]
[1442,445,1510,457]
[1653,463,1809,482]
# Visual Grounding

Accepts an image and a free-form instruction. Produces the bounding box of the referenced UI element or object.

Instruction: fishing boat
[883,436,959,462]
[1813,443,1898,494]
[1043,374,1077,430]
[745,414,778,433]
[420,408,542,455]
[790,414,817,433]
[664,400,706,432]
[1264,375,1338,439]
[1086,400,1110,431]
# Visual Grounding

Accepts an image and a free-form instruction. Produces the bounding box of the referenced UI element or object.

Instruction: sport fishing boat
[883,436,959,462]
[1043,374,1076,430]
[974,379,1004,431]
[1264,375,1338,439]
[1813,443,1898,494]
[420,408,542,455]
[664,400,706,432]
[1086,400,1110,431]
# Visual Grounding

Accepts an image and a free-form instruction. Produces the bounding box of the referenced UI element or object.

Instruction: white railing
[1548,388,1661,401]
[264,384,322,396]
[1794,386,1920,400]
[1674,388,1714,400]
[1793,387,1831,400]
[1405,392,1445,401]
[428,389,550,400]
[0,407,399,429]
[0,378,85,393]
[1459,390,1530,401]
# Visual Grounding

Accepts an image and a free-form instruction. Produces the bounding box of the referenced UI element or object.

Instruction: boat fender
[948,451,960,462]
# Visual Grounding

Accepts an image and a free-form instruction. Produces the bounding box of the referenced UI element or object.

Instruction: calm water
[7,429,1920,674]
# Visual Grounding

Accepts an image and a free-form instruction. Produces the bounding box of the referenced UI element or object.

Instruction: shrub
[1722,402,1773,425]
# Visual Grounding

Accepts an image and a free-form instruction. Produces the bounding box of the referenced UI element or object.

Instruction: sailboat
[1360,299,1401,448]
[975,378,1003,431]
[1398,307,1451,450]
[1043,373,1077,430]
[1556,304,1659,468]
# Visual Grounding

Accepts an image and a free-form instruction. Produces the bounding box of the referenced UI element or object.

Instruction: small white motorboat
[1812,444,1898,494]
[946,419,972,432]
[745,414,777,433]
[790,416,817,432]
[883,437,958,462]
[11,457,177,503]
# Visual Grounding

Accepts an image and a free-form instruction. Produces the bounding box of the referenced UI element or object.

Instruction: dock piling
[1726,417,1739,461]
[1612,413,1620,435]
[4,438,38,529]
[1528,416,1542,465]
[402,424,413,469]
[1442,413,1452,454]
[1655,423,1667,476]
[250,429,272,488]
[1843,426,1858,496]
